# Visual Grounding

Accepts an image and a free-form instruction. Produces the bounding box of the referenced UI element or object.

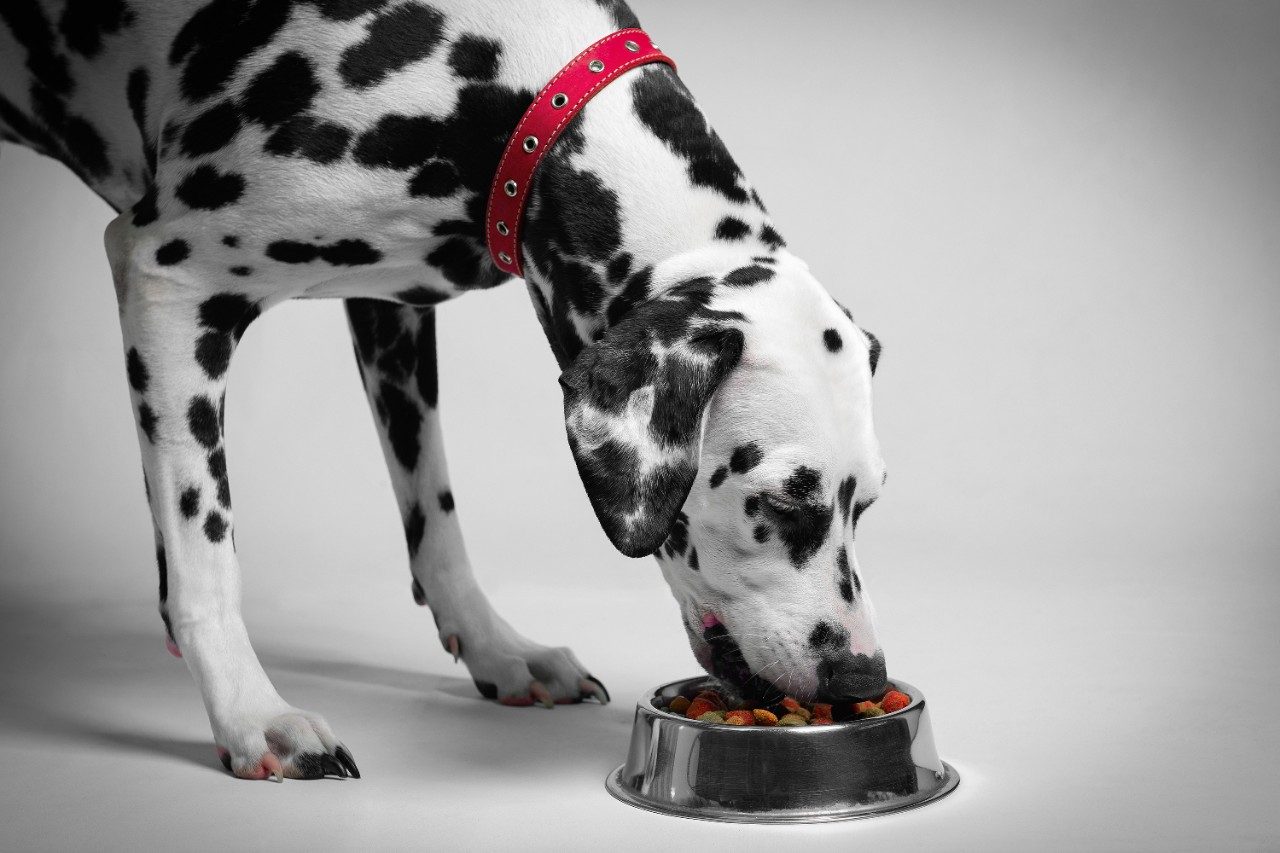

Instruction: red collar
[485,29,675,279]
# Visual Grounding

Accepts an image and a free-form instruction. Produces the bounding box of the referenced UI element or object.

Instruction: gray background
[1,0,1277,849]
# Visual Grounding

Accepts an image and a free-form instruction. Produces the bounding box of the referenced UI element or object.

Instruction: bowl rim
[643,675,924,731]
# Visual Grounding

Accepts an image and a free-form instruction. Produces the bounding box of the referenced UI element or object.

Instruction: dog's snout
[816,650,887,702]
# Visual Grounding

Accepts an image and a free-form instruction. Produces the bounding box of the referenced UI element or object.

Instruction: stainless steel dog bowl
[606,676,958,823]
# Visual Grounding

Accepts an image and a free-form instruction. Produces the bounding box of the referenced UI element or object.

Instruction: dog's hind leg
[107,212,358,781]
[345,299,608,708]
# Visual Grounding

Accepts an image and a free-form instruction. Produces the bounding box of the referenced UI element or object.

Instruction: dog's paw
[214,709,359,781]
[443,634,609,708]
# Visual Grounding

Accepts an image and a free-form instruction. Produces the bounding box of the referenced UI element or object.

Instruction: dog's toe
[215,709,358,782]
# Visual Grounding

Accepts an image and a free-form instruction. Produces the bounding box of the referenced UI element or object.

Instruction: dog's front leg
[345,299,608,708]
[108,214,358,780]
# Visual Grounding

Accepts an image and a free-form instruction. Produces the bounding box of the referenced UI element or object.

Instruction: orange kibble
[668,696,691,714]
[853,700,879,715]
[810,716,834,726]
[781,696,803,714]
[880,690,911,713]
[724,710,756,726]
[685,698,716,719]
[812,703,833,719]
[752,708,779,726]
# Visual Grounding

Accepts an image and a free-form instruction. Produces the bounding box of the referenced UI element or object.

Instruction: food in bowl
[656,685,912,726]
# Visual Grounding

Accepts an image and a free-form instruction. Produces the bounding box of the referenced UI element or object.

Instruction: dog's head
[559,254,887,702]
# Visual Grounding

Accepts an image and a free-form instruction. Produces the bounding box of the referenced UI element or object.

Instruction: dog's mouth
[699,613,784,704]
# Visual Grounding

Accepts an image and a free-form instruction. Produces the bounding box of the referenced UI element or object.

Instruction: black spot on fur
[395,285,450,306]
[199,293,259,340]
[187,396,220,448]
[404,502,425,558]
[1,2,72,93]
[714,216,750,241]
[176,165,245,210]
[414,310,438,408]
[265,116,352,164]
[169,0,292,102]
[753,524,770,543]
[222,235,239,247]
[137,403,157,443]
[59,0,133,57]
[125,67,156,173]
[606,253,633,284]
[688,547,699,570]
[181,100,241,156]
[760,223,786,249]
[126,348,149,392]
[448,35,500,81]
[723,265,774,287]
[378,382,422,471]
[229,266,252,277]
[785,466,822,503]
[179,486,200,520]
[203,510,228,543]
[837,476,856,525]
[155,239,190,266]
[809,621,846,651]
[195,332,232,379]
[131,187,158,227]
[409,160,461,197]
[266,239,382,266]
[709,466,728,488]
[824,328,843,352]
[339,3,445,88]
[156,544,168,601]
[744,495,760,517]
[836,545,854,603]
[242,51,319,127]
[865,329,881,375]
[438,490,454,513]
[729,443,763,474]
[632,67,748,203]
[664,512,690,558]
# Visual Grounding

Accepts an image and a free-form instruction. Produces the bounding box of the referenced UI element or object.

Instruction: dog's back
[1,0,638,271]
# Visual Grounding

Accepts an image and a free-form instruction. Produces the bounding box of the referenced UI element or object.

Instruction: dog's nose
[816,651,887,701]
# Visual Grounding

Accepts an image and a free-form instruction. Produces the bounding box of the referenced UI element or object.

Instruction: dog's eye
[760,495,802,517]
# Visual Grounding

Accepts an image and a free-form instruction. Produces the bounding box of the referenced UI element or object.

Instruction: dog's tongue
[701,612,722,629]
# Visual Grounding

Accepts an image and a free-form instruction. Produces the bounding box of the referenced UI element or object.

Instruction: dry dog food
[659,686,912,725]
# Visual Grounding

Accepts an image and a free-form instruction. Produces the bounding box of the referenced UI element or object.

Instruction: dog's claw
[446,634,461,662]
[580,676,611,705]
[262,753,284,783]
[335,745,361,779]
[319,753,347,779]
[530,680,555,709]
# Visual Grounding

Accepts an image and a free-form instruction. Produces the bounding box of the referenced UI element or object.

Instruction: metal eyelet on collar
[495,221,509,236]
[497,252,512,264]
[624,40,639,52]
[522,135,538,153]
[551,93,568,108]
[503,179,518,197]
[588,59,605,73]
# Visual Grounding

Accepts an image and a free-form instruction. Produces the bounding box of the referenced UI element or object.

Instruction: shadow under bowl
[605,675,958,824]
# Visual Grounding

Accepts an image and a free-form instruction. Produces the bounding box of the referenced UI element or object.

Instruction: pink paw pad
[165,636,182,658]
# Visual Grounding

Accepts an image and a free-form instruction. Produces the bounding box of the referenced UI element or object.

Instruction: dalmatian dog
[0,0,889,781]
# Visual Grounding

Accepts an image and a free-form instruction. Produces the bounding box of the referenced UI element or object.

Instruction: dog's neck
[518,64,787,369]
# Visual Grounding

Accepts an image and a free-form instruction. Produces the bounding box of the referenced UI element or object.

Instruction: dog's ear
[559,283,745,557]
